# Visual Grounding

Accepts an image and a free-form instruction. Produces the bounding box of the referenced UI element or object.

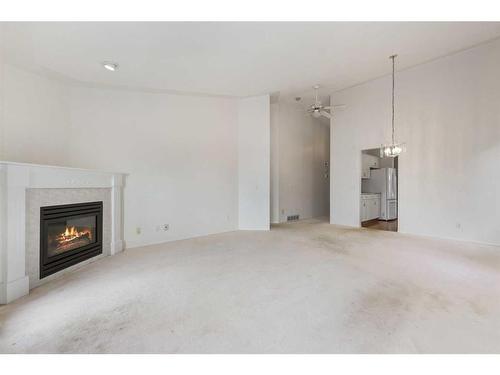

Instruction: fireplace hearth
[40,201,103,278]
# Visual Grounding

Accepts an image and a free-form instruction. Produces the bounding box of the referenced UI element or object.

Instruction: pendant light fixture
[380,54,405,158]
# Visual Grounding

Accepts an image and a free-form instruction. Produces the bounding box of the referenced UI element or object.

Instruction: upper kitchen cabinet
[361,153,380,179]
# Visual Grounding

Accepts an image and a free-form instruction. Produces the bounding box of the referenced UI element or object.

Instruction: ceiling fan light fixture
[312,110,322,118]
[307,84,331,120]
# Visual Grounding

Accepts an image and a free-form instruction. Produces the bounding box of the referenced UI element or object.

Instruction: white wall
[331,38,500,245]
[0,28,5,160]
[1,64,71,165]
[69,87,240,248]
[0,48,4,159]
[270,101,280,223]
[0,49,4,296]
[0,59,272,247]
[272,99,330,223]
[0,63,240,248]
[238,95,270,230]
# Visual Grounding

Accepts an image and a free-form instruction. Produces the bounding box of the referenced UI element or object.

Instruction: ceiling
[2,22,500,97]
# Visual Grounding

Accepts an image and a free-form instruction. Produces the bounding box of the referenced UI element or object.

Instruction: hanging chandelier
[380,54,405,158]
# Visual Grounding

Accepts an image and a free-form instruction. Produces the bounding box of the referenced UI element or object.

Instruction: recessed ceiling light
[102,62,119,72]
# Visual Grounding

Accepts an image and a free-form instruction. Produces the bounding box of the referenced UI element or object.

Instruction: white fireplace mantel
[0,161,126,304]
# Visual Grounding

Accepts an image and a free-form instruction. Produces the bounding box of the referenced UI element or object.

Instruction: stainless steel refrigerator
[364,167,397,220]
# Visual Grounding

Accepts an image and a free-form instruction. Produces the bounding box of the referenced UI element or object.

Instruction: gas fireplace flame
[59,226,92,243]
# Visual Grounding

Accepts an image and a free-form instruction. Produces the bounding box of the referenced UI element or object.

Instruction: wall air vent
[287,215,300,222]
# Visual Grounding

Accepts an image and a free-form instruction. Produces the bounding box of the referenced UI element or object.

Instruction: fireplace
[40,201,103,278]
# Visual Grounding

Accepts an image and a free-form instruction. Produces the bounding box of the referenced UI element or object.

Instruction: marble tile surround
[26,188,112,288]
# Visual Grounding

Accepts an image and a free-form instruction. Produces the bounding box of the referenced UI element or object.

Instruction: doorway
[269,98,331,226]
[360,148,398,232]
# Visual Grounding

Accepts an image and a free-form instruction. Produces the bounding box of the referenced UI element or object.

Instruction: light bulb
[102,62,119,72]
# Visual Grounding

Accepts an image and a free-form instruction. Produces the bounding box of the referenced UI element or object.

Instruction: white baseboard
[110,240,124,255]
[3,276,29,304]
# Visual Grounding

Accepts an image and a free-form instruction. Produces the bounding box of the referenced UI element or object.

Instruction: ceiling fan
[307,85,344,119]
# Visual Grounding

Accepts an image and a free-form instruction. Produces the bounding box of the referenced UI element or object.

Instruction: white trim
[110,240,124,255]
[0,160,126,175]
[5,275,29,303]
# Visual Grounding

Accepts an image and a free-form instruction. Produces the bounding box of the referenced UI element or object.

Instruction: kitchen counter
[361,193,381,198]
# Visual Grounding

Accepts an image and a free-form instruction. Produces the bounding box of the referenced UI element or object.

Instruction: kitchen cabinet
[361,167,370,179]
[360,194,380,222]
[361,154,380,179]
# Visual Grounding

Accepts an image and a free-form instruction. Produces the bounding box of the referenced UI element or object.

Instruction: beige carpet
[1,218,499,353]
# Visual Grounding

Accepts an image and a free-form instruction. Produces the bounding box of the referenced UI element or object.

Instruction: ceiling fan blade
[319,110,332,119]
[323,104,346,110]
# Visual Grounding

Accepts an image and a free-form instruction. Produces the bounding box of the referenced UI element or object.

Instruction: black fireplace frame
[40,201,103,279]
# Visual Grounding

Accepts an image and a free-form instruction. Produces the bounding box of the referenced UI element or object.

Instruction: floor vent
[287,215,299,222]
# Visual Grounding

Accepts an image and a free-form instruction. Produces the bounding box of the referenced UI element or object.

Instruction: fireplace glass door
[40,201,103,278]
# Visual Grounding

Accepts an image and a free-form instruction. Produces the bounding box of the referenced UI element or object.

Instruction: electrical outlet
[136,227,141,235]
[163,224,169,231]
